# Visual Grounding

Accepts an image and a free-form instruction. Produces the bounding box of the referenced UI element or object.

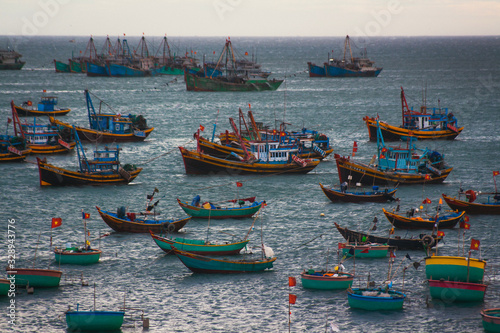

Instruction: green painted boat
[428,279,486,302]
[0,278,10,296]
[184,71,283,92]
[347,288,406,310]
[177,198,263,219]
[425,255,486,283]
[300,269,354,290]
[481,308,500,332]
[69,59,85,73]
[54,59,70,73]
[8,268,62,288]
[66,310,124,331]
[339,243,391,258]
[159,66,185,75]
[54,247,101,265]
[151,232,250,255]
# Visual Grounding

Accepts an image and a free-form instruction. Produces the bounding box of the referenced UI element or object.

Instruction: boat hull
[364,117,463,141]
[106,63,151,77]
[0,279,10,296]
[86,62,108,77]
[8,268,62,288]
[0,62,25,70]
[347,288,405,310]
[159,66,184,75]
[173,249,276,273]
[341,244,390,258]
[177,199,263,219]
[0,149,31,162]
[307,62,326,77]
[320,183,397,203]
[37,158,142,186]
[66,311,124,331]
[13,103,70,117]
[428,279,486,302]
[300,272,354,290]
[54,59,70,73]
[442,194,500,215]
[425,256,486,283]
[28,142,76,154]
[335,154,452,185]
[96,207,191,233]
[185,72,283,92]
[151,233,249,255]
[325,65,382,77]
[481,308,500,333]
[382,208,465,229]
[54,249,101,265]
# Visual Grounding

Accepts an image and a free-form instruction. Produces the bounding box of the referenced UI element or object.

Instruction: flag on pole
[236,182,243,187]
[288,277,296,287]
[425,174,431,180]
[51,217,62,228]
[493,171,500,177]
[289,294,297,304]
[338,242,346,249]
[199,124,205,132]
[437,231,445,237]
[470,239,480,250]
[352,141,358,157]
[422,198,431,204]
[361,248,370,253]
[389,250,396,258]
[82,212,90,219]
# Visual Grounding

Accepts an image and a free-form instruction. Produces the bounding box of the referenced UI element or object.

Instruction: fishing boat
[96,206,190,233]
[307,36,382,78]
[0,49,25,70]
[172,248,276,273]
[54,59,70,73]
[339,242,392,258]
[382,207,465,230]
[7,268,62,288]
[335,120,453,185]
[425,255,486,283]
[66,309,124,332]
[481,308,500,332]
[334,222,441,250]
[347,288,405,310]
[364,87,463,141]
[12,93,71,117]
[428,279,487,302]
[0,278,10,296]
[320,183,397,203]
[0,134,31,162]
[177,196,264,219]
[11,102,75,154]
[442,192,500,215]
[151,232,250,256]
[300,269,354,290]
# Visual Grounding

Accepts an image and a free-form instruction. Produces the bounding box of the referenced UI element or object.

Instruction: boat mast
[343,35,354,63]
[400,87,411,127]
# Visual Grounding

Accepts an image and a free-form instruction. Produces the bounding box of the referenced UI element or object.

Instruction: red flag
[380,154,386,159]
[461,222,470,230]
[51,217,62,228]
[245,51,249,56]
[289,294,297,304]
[338,242,346,249]
[236,182,243,187]
[288,277,296,287]
[422,198,431,204]
[493,171,500,177]
[82,212,90,219]
[361,248,370,253]
[352,141,358,156]
[425,174,431,180]
[7,118,12,124]
[381,147,388,153]
[464,215,470,222]
[437,231,445,237]
[470,239,480,250]
[389,250,396,258]
[199,124,205,132]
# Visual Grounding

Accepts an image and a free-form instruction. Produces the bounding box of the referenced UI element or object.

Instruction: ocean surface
[1,35,500,332]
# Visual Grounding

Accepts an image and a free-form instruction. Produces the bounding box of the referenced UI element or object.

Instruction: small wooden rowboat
[66,309,125,332]
[320,183,397,203]
[347,288,406,310]
[177,197,263,219]
[12,95,71,117]
[425,255,486,283]
[339,243,391,258]
[96,206,191,233]
[481,308,500,332]
[172,248,276,274]
[54,247,102,265]
[442,193,500,215]
[428,279,487,302]
[151,232,249,256]
[382,208,465,230]
[300,269,354,290]
[7,268,62,288]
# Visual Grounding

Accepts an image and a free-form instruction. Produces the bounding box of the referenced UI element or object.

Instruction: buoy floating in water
[320,213,325,217]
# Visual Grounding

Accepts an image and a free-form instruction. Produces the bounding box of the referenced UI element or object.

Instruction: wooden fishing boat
[172,248,276,273]
[425,255,486,283]
[151,232,250,256]
[334,222,441,250]
[7,268,62,288]
[339,243,391,258]
[54,59,71,73]
[12,94,70,117]
[428,279,487,302]
[66,309,125,332]
[96,206,191,233]
[300,269,354,290]
[320,183,397,203]
[442,193,500,215]
[363,87,463,141]
[54,247,102,265]
[347,288,405,310]
[177,196,263,219]
[0,134,31,162]
[37,131,141,186]
[481,308,500,332]
[0,278,10,296]
[0,49,25,70]
[49,90,153,142]
[382,208,465,230]
[335,120,452,185]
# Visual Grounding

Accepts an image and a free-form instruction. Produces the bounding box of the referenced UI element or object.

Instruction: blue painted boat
[347,288,406,310]
[106,62,151,77]
[66,309,124,331]
[0,134,31,162]
[86,61,108,77]
[307,62,326,77]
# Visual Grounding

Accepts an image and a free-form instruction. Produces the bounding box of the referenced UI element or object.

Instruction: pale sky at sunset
[2,0,500,37]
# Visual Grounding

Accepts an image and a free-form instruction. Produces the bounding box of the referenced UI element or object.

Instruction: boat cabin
[38,96,59,111]
[403,107,458,131]
[80,146,121,173]
[249,142,298,163]
[89,114,133,134]
[21,123,58,145]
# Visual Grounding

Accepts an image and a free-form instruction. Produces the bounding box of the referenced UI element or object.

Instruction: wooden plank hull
[96,207,190,233]
[185,72,283,92]
[335,154,452,185]
[151,233,249,255]
[425,256,486,283]
[347,288,405,310]
[179,147,319,175]
[13,103,70,117]
[173,249,276,273]
[300,271,354,290]
[54,249,101,265]
[37,158,142,186]
[28,142,76,154]
[442,193,500,214]
[8,268,62,288]
[481,308,500,332]
[66,311,124,331]
[428,280,486,302]
[177,199,263,219]
[320,183,397,203]
[364,117,463,141]
[382,208,465,229]
[0,149,30,162]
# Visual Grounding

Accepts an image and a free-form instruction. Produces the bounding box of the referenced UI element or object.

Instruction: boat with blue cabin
[12,93,71,117]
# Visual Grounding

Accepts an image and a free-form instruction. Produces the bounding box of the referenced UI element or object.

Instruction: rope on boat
[136,139,195,166]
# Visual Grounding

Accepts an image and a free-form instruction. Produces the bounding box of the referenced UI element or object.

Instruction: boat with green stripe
[428,279,487,302]
[8,268,62,288]
[177,197,263,219]
[425,255,486,283]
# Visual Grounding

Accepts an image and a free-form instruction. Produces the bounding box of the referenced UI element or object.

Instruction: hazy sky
[3,0,500,37]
